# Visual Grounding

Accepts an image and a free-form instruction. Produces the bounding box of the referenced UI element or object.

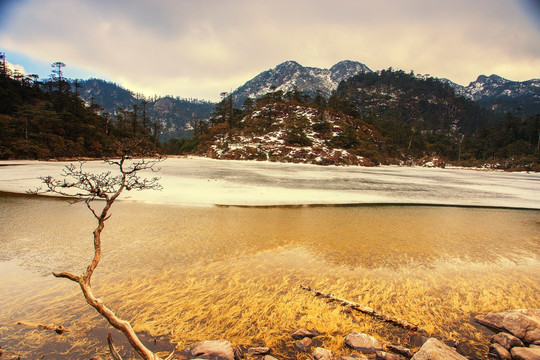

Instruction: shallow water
[0,193,539,359]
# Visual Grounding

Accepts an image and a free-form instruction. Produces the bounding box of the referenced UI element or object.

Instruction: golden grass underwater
[0,197,539,359]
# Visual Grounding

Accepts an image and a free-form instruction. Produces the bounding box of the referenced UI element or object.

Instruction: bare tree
[32,142,173,360]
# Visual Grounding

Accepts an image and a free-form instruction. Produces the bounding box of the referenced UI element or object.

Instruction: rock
[487,343,511,360]
[376,351,406,360]
[491,332,524,350]
[262,356,279,360]
[344,332,384,353]
[386,345,414,358]
[248,347,271,356]
[291,328,320,339]
[411,338,468,360]
[510,347,540,360]
[295,337,313,352]
[312,347,333,360]
[475,310,540,344]
[190,339,235,360]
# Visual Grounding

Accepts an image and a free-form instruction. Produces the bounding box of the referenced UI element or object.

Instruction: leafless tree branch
[32,140,171,360]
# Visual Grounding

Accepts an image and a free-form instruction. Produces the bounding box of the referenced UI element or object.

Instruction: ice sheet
[0,157,539,208]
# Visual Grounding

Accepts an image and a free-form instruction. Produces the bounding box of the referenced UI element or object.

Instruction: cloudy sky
[1,0,539,101]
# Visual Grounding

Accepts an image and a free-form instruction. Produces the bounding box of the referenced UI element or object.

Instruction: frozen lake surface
[0,157,539,208]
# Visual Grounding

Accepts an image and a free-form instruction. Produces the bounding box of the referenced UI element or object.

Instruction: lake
[0,190,539,359]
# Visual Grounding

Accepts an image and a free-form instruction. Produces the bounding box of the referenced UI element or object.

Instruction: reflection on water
[0,194,539,359]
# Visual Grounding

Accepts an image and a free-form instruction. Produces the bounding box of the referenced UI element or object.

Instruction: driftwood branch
[107,333,124,360]
[300,285,419,331]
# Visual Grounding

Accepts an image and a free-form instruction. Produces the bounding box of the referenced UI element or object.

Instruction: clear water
[0,193,539,359]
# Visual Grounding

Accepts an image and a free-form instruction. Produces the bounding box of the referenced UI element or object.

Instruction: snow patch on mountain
[232,60,372,105]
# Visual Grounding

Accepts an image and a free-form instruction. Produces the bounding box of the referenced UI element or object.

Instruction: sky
[1,0,539,102]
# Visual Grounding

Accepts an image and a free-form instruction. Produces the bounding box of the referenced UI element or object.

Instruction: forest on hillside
[0,62,159,159]
[171,69,540,170]
[1,59,538,171]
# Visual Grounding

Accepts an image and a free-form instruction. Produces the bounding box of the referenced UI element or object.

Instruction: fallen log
[300,285,419,331]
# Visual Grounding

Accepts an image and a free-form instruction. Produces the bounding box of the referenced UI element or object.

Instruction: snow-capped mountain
[440,75,540,116]
[231,60,372,105]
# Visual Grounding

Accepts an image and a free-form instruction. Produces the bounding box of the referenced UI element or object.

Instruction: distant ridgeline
[0,63,159,159]
[74,78,215,142]
[194,69,539,170]
[1,55,538,169]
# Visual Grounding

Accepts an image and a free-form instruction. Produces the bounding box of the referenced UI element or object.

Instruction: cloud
[1,0,539,100]
[5,61,27,76]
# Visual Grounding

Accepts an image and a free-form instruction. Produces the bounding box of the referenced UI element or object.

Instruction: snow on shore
[0,157,539,209]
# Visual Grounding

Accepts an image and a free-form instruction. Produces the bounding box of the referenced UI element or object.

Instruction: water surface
[0,194,539,359]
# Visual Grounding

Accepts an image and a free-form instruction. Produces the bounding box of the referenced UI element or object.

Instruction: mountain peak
[232,60,372,105]
[275,60,303,70]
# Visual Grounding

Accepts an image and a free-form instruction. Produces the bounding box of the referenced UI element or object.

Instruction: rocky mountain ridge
[73,61,539,142]
[440,74,540,116]
[231,60,372,105]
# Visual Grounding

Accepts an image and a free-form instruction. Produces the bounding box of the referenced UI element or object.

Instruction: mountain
[74,79,215,141]
[198,68,539,169]
[231,60,372,105]
[332,69,495,136]
[439,75,540,116]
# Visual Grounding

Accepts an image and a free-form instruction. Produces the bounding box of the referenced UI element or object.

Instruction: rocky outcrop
[291,328,320,339]
[510,347,540,360]
[410,338,468,360]
[492,332,525,351]
[344,332,384,353]
[312,347,333,360]
[489,343,512,360]
[475,310,540,344]
[247,347,271,356]
[294,337,313,352]
[189,339,235,360]
[376,351,406,360]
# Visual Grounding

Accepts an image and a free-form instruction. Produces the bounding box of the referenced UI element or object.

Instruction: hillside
[196,70,539,170]
[0,70,157,159]
[331,69,495,135]
[198,99,386,166]
[74,79,215,141]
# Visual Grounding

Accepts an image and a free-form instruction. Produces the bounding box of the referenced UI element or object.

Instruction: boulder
[487,343,511,360]
[312,347,333,360]
[295,337,313,352]
[475,310,540,344]
[344,332,384,353]
[491,332,524,350]
[411,338,468,360]
[510,347,540,360]
[291,328,320,339]
[376,351,406,360]
[248,347,271,356]
[190,339,235,360]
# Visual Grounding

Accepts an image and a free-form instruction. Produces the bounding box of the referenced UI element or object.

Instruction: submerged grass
[0,198,539,359]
